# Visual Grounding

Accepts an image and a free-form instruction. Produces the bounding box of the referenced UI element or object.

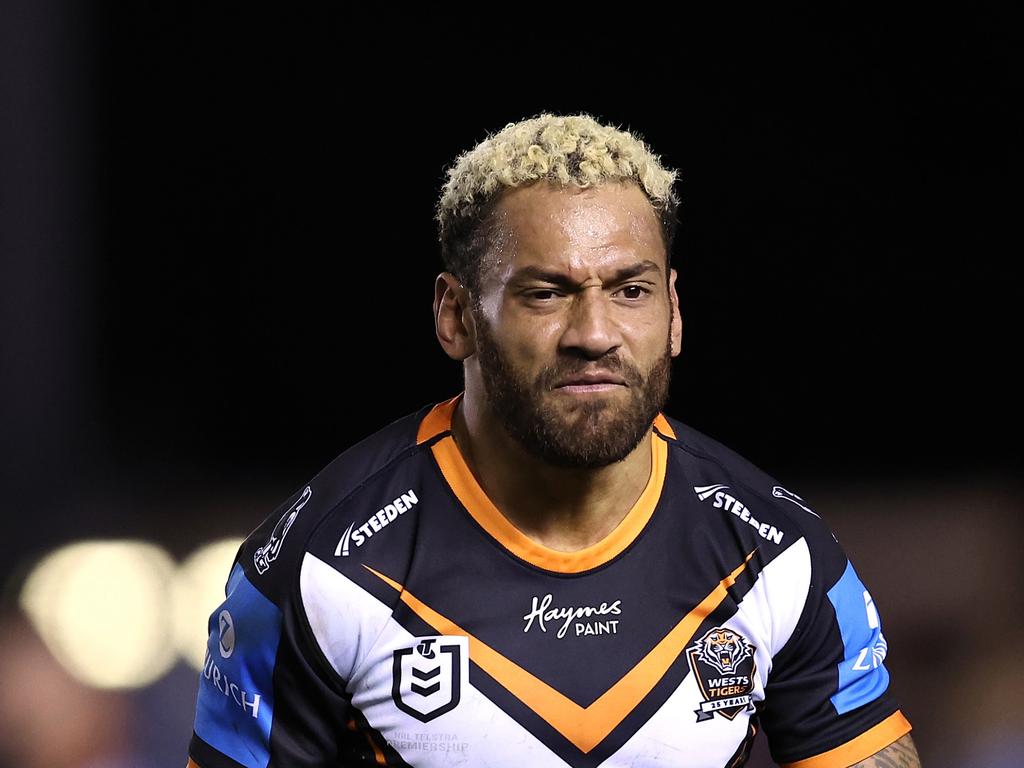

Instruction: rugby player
[186,112,920,767]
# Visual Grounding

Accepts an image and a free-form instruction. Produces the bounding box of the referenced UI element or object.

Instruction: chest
[343,565,777,768]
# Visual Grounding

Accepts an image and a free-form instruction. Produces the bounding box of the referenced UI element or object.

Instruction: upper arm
[761,499,913,766]
[852,733,921,767]
[187,558,353,767]
[187,487,354,768]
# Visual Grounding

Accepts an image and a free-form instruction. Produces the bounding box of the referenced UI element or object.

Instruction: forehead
[484,181,666,283]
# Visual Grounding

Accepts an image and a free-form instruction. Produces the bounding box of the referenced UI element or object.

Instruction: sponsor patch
[194,563,280,767]
[522,594,622,639]
[217,610,235,659]
[827,561,891,714]
[686,627,757,722]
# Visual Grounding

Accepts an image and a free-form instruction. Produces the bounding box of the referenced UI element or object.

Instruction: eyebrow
[509,259,663,288]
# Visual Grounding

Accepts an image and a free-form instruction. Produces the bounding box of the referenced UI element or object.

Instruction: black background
[94,10,1019,490]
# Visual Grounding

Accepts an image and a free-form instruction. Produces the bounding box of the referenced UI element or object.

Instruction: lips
[555,372,626,387]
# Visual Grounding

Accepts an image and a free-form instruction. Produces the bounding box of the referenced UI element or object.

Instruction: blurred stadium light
[19,538,244,688]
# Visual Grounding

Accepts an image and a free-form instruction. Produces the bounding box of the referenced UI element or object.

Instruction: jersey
[188,392,912,768]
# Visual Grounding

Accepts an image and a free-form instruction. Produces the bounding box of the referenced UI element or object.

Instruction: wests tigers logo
[687,627,757,722]
[697,628,751,674]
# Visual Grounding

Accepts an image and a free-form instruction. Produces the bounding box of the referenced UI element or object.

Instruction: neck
[449,389,654,552]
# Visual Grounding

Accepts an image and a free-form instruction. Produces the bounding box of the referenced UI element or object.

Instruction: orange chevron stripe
[364,549,756,754]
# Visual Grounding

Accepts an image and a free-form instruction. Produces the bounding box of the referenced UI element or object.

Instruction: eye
[617,284,651,299]
[525,289,562,301]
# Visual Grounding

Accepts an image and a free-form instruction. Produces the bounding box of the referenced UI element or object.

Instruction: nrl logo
[687,627,757,722]
[392,636,468,723]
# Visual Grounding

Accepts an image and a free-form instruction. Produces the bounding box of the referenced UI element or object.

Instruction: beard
[472,311,673,469]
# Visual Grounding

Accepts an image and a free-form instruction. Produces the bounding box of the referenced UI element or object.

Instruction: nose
[558,287,623,359]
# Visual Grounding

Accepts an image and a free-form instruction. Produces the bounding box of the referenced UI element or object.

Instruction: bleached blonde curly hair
[436,112,680,298]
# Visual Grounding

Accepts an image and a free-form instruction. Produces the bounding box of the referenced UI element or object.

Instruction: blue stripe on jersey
[826,560,891,715]
[193,563,281,768]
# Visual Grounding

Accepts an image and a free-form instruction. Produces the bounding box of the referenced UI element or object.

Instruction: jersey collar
[417,392,674,574]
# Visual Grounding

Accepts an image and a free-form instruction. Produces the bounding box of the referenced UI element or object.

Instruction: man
[187,113,919,767]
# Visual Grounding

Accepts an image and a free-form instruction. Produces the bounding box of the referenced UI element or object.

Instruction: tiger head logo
[696,628,752,675]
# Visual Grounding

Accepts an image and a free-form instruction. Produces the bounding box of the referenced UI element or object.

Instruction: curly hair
[435,112,681,299]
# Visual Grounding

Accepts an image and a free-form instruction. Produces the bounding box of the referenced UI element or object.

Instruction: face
[467,181,682,469]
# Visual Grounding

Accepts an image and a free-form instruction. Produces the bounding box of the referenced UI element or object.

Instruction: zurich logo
[218,609,235,659]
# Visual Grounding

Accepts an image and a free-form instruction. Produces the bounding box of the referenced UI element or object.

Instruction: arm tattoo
[851,734,921,768]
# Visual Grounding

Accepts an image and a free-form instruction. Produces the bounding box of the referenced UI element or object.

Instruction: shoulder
[233,397,443,607]
[187,399,452,768]
[657,412,847,578]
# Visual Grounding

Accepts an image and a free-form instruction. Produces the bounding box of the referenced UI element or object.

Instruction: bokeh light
[171,538,244,671]
[20,538,244,688]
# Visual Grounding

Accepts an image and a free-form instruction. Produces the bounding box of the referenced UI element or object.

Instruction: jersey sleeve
[760,509,912,767]
[187,488,354,768]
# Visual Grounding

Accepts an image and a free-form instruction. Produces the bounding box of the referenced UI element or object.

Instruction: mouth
[555,383,624,395]
[554,373,627,394]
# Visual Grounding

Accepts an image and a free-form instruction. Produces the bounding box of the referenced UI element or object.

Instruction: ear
[434,272,477,361]
[668,267,683,357]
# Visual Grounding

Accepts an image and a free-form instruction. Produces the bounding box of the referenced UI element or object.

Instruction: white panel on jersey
[301,554,574,767]
[300,544,811,767]
[739,536,812,661]
[300,552,395,682]
[610,538,812,766]
[617,674,751,766]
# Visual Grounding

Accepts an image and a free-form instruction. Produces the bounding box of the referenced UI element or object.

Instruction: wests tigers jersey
[188,392,911,768]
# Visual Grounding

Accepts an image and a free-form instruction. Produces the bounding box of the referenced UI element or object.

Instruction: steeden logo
[692,484,785,545]
[335,488,419,556]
